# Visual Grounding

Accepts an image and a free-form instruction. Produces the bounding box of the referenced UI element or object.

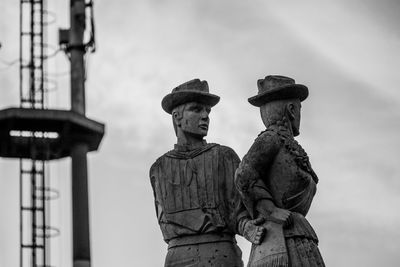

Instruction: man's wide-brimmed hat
[162,79,220,114]
[248,75,308,107]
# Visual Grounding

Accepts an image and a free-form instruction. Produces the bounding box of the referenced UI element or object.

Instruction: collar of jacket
[165,143,219,159]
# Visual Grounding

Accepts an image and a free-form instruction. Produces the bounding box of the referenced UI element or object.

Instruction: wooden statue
[150,79,265,267]
[235,75,325,267]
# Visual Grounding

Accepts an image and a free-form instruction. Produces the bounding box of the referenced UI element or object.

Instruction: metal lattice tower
[0,1,103,267]
[19,0,58,266]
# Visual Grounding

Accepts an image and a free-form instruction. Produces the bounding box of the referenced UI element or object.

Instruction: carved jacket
[235,125,319,241]
[150,142,244,243]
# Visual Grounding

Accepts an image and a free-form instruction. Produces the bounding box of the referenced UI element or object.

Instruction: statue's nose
[201,110,209,120]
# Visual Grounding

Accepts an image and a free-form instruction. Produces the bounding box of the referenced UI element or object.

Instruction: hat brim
[248,84,308,107]
[162,91,220,114]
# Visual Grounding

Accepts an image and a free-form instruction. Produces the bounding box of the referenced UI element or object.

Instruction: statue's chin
[183,131,207,140]
[292,125,300,136]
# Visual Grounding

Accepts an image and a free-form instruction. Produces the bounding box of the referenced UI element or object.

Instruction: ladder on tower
[20,0,46,109]
[19,0,59,266]
[20,158,60,267]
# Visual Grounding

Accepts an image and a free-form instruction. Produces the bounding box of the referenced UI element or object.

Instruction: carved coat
[235,125,325,266]
[150,142,244,245]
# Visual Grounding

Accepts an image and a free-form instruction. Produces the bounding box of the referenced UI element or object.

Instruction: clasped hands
[243,206,293,245]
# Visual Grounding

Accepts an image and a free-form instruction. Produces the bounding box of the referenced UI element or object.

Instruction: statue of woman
[235,75,325,267]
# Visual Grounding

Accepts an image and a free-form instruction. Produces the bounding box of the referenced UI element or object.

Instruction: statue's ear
[286,103,296,120]
[172,111,181,127]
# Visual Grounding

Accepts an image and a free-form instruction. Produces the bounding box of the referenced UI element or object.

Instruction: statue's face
[179,102,211,138]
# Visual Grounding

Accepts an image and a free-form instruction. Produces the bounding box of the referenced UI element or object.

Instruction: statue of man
[150,79,265,267]
[235,75,325,266]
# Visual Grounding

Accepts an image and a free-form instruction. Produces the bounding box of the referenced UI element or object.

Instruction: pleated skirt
[286,237,325,267]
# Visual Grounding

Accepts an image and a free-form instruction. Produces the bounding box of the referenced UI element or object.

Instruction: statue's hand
[243,217,266,245]
[271,207,293,228]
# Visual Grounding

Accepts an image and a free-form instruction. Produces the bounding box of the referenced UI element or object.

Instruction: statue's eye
[187,105,199,112]
[193,106,202,112]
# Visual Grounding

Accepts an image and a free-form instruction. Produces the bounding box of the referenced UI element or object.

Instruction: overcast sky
[1,0,400,266]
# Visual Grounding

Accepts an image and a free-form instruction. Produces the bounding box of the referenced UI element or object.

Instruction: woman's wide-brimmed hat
[162,79,220,114]
[248,75,308,107]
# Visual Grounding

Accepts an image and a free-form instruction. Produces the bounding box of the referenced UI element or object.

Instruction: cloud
[264,1,400,103]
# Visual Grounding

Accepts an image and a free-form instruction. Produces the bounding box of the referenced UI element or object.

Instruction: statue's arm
[149,161,164,222]
[216,144,268,245]
[218,146,263,243]
[219,146,245,231]
[235,132,280,218]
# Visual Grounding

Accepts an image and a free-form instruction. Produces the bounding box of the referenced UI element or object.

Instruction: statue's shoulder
[149,154,167,176]
[254,128,283,148]
[240,129,284,162]
[217,144,240,162]
[217,144,236,155]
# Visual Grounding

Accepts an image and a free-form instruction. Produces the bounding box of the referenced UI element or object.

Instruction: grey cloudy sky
[1,0,400,266]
